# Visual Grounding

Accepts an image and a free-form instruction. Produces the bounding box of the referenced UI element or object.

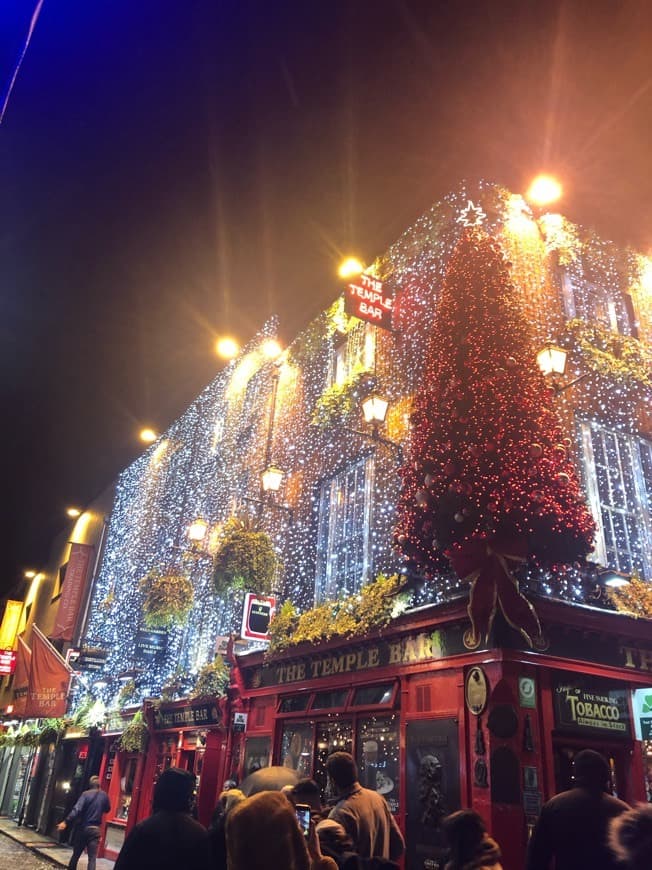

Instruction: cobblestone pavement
[0,831,61,869]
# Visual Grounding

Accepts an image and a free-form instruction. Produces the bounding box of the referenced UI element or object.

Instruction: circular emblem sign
[465,666,489,715]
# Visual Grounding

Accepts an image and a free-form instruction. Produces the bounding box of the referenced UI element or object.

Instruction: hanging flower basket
[190,656,230,699]
[212,519,280,597]
[139,569,194,629]
[119,711,148,753]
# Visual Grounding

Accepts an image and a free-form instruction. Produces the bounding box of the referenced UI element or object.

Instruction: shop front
[234,598,652,870]
[136,697,228,829]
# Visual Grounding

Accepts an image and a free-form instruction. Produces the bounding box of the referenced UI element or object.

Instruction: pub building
[232,596,652,870]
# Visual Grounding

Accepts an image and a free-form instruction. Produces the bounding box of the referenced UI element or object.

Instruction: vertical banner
[0,600,23,648]
[51,543,94,641]
[12,636,32,717]
[24,626,72,718]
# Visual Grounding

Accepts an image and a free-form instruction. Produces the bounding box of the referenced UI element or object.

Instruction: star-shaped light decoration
[457,199,486,228]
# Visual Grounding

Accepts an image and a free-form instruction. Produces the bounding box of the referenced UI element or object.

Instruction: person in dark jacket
[526,749,629,870]
[114,767,211,870]
[57,775,110,870]
[609,803,652,869]
[442,809,502,870]
[208,788,246,870]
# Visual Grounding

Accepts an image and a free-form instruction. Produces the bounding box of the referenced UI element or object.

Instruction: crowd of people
[61,748,652,870]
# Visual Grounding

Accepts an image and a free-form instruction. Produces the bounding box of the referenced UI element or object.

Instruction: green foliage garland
[213,519,279,597]
[190,656,229,699]
[38,718,65,745]
[268,574,407,653]
[139,569,194,629]
[117,680,138,709]
[119,710,148,753]
[608,574,652,619]
[564,319,652,389]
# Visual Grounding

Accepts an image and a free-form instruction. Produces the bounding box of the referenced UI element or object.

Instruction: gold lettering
[417,633,433,660]
[345,653,357,672]
[322,658,332,676]
[368,647,379,667]
[639,650,652,672]
[331,656,345,674]
[621,647,637,669]
[311,661,321,678]
[389,642,402,665]
[403,637,420,662]
[297,664,306,681]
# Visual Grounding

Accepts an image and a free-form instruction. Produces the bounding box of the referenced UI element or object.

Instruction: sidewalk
[0,817,115,869]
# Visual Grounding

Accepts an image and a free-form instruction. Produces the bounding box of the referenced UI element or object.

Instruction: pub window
[278,694,311,714]
[243,736,271,777]
[581,422,652,579]
[351,683,395,707]
[280,723,314,778]
[332,321,376,387]
[311,689,348,710]
[356,714,400,813]
[314,719,353,801]
[315,455,374,603]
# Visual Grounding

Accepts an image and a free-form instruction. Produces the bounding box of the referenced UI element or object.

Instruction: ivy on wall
[564,319,652,388]
[189,656,230,699]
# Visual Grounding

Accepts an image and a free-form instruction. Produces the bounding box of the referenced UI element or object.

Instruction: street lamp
[66,507,82,519]
[187,518,209,544]
[261,465,284,493]
[139,427,158,444]
[598,568,632,589]
[348,394,403,462]
[526,174,562,209]
[215,336,240,360]
[338,257,365,280]
[536,344,568,377]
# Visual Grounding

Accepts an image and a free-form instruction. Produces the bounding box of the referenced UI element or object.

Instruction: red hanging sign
[24,626,72,718]
[51,542,94,642]
[0,649,17,675]
[344,274,393,330]
[12,636,32,717]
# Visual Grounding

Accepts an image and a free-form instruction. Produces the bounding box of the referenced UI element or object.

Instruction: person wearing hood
[114,767,211,870]
[442,810,502,870]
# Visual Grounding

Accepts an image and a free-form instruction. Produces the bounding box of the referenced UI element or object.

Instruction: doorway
[553,740,632,802]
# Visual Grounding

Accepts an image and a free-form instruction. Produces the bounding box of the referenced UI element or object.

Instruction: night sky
[2,0,651,595]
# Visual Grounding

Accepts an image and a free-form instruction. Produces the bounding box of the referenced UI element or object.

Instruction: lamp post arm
[553,369,595,394]
[238,494,294,525]
[347,428,404,464]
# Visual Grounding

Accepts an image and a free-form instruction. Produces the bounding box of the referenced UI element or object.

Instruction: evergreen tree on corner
[394,227,595,648]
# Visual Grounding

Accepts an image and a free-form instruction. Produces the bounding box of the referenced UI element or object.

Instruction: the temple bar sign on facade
[345,273,393,330]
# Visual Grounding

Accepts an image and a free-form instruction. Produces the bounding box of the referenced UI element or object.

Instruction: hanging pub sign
[76,647,109,672]
[241,594,276,642]
[344,273,393,331]
[135,628,168,660]
[553,676,631,738]
[0,649,17,675]
[152,700,222,730]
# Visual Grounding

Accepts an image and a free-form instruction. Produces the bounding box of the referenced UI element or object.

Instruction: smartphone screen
[295,804,311,838]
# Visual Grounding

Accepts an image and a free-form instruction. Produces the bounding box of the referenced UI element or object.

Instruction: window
[280,723,314,778]
[312,689,348,710]
[351,683,395,707]
[244,737,271,777]
[564,276,631,335]
[356,714,400,812]
[332,322,376,386]
[315,456,374,602]
[279,695,310,714]
[581,422,652,579]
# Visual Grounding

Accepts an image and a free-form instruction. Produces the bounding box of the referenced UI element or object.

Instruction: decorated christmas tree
[394,226,596,647]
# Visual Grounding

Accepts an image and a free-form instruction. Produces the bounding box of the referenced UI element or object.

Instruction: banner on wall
[51,543,94,641]
[24,625,72,718]
[0,600,23,649]
[12,636,32,717]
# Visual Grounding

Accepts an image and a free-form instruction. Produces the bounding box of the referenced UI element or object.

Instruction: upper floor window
[315,456,374,602]
[581,421,652,579]
[564,275,631,335]
[332,322,376,386]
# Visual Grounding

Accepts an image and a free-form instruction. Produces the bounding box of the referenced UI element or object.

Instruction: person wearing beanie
[442,810,502,870]
[226,790,338,870]
[609,804,652,869]
[114,767,211,870]
[526,749,629,870]
[57,775,110,870]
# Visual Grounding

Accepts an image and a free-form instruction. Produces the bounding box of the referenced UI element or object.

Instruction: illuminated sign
[0,601,23,649]
[553,677,631,737]
[0,649,17,675]
[344,274,393,330]
[241,594,276,641]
